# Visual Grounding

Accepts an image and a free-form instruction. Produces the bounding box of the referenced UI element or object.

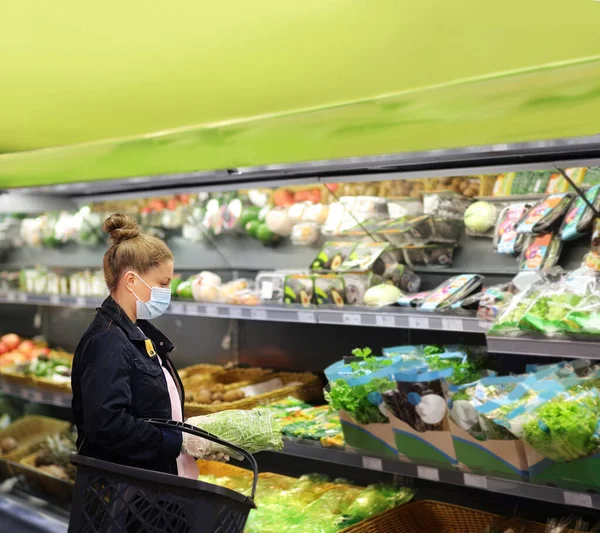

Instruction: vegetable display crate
[525,443,600,491]
[185,372,322,417]
[11,450,74,500]
[338,410,397,459]
[339,500,561,533]
[68,420,257,533]
[389,413,458,468]
[32,376,72,393]
[449,420,528,480]
[0,416,70,476]
[178,363,226,382]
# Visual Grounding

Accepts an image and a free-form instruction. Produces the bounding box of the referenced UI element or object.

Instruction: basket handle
[145,418,258,501]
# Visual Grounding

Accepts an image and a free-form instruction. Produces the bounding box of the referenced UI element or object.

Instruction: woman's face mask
[132,273,171,320]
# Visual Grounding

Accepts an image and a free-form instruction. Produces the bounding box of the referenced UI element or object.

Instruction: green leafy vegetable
[325,378,393,425]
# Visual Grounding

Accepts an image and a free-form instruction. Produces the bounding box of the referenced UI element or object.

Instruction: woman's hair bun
[103,213,141,245]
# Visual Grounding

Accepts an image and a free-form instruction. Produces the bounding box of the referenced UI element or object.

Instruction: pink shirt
[161,366,199,480]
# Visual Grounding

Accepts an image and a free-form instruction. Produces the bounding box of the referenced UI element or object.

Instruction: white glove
[182,432,230,462]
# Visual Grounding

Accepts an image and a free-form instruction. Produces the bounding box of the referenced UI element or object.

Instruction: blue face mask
[133,274,171,320]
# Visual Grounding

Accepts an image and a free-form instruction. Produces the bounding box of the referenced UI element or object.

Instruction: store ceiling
[1,1,600,188]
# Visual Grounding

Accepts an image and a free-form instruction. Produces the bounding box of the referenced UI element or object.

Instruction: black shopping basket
[68,419,257,533]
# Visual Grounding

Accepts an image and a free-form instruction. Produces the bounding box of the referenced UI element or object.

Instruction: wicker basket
[0,416,70,462]
[32,376,72,393]
[178,363,225,381]
[12,451,74,500]
[338,500,570,533]
[184,372,322,417]
[0,367,33,387]
[187,368,274,394]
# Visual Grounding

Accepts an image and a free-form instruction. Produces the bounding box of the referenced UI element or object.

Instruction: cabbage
[364,284,403,307]
[464,201,497,233]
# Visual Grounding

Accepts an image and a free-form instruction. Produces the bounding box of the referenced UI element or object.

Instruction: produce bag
[383,367,453,432]
[324,348,408,425]
[449,376,524,441]
[488,284,543,336]
[517,283,584,336]
[563,294,600,336]
[186,408,283,456]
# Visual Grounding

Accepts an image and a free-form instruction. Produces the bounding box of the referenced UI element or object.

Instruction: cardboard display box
[388,413,458,468]
[449,421,528,479]
[524,443,600,490]
[338,410,397,458]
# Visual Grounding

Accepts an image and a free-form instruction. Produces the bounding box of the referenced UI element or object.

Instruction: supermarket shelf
[0,292,487,332]
[318,306,489,333]
[486,336,600,359]
[0,379,71,408]
[279,439,600,510]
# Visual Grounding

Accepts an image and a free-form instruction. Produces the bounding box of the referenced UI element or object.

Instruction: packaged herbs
[493,203,531,255]
[518,233,562,271]
[419,274,484,311]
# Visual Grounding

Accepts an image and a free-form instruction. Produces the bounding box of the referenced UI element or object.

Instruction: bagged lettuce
[187,408,283,456]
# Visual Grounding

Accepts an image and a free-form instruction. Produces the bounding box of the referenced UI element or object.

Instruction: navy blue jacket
[72,296,184,475]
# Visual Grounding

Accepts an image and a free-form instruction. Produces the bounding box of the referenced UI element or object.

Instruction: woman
[71,213,227,478]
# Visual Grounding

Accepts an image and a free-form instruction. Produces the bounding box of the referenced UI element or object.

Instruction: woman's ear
[124,271,137,293]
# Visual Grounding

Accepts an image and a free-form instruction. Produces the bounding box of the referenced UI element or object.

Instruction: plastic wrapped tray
[401,244,456,267]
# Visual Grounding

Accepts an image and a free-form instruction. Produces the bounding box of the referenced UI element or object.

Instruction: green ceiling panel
[1,1,599,187]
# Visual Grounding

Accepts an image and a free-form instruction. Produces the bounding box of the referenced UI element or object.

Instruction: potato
[212,384,225,392]
[196,390,212,404]
[184,391,194,403]
[223,390,241,402]
[1,437,18,454]
[211,392,224,402]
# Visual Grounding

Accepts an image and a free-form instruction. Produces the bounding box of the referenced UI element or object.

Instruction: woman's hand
[181,433,232,462]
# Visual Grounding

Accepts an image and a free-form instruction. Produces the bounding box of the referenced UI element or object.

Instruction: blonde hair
[102,213,173,291]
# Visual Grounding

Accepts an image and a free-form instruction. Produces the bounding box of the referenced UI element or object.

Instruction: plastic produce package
[488,284,544,336]
[187,409,283,455]
[401,243,456,267]
[516,194,573,234]
[519,232,563,271]
[310,241,356,272]
[419,274,484,311]
[493,203,531,254]
[561,185,600,241]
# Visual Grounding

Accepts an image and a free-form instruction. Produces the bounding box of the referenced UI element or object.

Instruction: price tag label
[205,305,219,317]
[49,295,61,306]
[441,318,463,332]
[260,281,274,300]
[417,466,439,481]
[170,302,185,315]
[17,293,28,303]
[7,292,16,303]
[229,307,243,319]
[250,309,268,320]
[464,473,487,489]
[375,315,395,327]
[185,304,201,316]
[30,390,44,403]
[297,311,316,323]
[362,457,383,471]
[75,297,87,308]
[342,313,362,326]
[478,321,492,331]
[408,316,430,330]
[564,491,593,508]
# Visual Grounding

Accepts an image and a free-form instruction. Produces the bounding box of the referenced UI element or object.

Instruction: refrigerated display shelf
[6,292,600,359]
[279,439,600,510]
[0,291,486,331]
[0,379,71,408]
